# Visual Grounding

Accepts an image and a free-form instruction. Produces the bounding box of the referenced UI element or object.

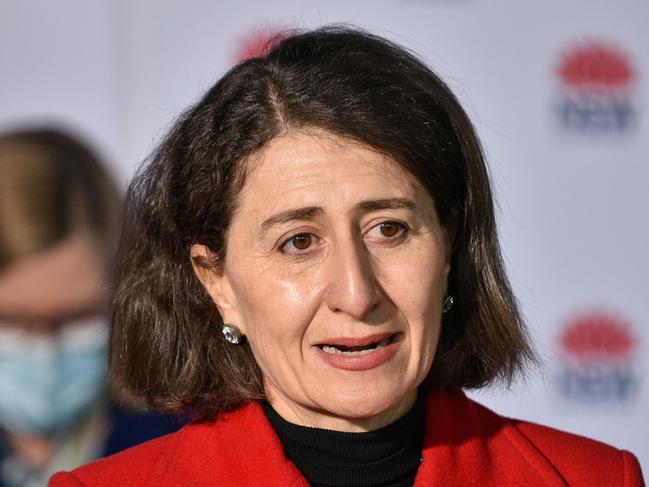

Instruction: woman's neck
[262,392,427,487]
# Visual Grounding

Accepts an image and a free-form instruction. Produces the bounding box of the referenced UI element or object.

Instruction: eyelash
[278,221,409,255]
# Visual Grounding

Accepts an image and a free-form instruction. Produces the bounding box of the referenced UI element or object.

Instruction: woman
[0,128,180,487]
[50,28,644,486]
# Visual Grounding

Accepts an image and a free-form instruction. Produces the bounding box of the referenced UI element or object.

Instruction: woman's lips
[314,332,401,371]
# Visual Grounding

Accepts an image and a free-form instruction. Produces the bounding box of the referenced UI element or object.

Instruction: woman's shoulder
[49,402,305,487]
[508,417,643,483]
[49,425,184,486]
[464,396,644,486]
[49,413,239,487]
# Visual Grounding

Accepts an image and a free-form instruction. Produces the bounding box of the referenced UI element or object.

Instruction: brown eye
[292,234,312,250]
[280,233,315,254]
[379,222,399,237]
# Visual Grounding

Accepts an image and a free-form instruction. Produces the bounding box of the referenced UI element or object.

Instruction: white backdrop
[2,0,647,473]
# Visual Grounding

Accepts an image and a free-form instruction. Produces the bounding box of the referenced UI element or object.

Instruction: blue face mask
[0,319,108,436]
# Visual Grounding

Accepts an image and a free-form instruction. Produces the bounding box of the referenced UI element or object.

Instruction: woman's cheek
[273,261,329,306]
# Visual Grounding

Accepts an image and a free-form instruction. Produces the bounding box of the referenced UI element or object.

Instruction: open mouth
[318,334,398,356]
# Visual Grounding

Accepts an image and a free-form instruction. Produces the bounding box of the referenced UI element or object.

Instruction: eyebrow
[357,198,416,212]
[259,198,417,234]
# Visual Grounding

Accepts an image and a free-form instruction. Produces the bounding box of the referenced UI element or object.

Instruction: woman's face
[0,235,109,438]
[195,131,451,432]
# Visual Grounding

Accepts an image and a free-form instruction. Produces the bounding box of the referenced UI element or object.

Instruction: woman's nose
[325,237,382,321]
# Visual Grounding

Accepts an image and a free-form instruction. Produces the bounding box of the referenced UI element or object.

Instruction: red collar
[172,390,567,486]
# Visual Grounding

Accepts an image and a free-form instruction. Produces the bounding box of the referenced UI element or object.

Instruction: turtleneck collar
[261,394,426,487]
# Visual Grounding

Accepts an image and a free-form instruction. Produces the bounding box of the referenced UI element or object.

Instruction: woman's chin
[310,388,417,431]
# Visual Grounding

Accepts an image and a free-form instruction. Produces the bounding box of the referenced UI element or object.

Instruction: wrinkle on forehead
[237,130,420,219]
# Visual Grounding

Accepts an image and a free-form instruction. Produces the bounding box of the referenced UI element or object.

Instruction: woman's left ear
[443,223,455,275]
[189,244,244,330]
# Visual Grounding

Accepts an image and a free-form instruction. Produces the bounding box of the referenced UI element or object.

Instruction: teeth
[322,345,376,356]
[377,337,391,347]
[321,337,392,356]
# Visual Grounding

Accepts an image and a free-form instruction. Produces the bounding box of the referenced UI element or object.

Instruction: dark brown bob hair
[111,26,536,416]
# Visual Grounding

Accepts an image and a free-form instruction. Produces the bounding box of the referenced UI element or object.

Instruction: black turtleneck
[261,395,425,487]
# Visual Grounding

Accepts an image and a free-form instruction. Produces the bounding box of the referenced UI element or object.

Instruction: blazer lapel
[170,402,309,486]
[414,391,568,487]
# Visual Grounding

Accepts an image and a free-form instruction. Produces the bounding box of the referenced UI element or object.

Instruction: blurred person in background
[0,128,180,487]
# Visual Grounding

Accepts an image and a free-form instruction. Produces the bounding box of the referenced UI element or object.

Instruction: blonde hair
[0,128,122,270]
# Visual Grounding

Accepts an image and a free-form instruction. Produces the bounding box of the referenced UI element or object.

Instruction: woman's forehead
[224,131,440,241]
[0,234,106,318]
[241,132,423,206]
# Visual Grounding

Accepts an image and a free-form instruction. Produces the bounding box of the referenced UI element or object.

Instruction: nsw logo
[554,41,638,133]
[555,310,640,403]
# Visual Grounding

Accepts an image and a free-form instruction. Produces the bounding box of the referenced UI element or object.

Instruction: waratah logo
[555,310,640,402]
[555,41,638,132]
[234,28,284,63]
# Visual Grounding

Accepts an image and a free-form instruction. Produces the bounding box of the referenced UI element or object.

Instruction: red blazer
[50,390,644,486]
